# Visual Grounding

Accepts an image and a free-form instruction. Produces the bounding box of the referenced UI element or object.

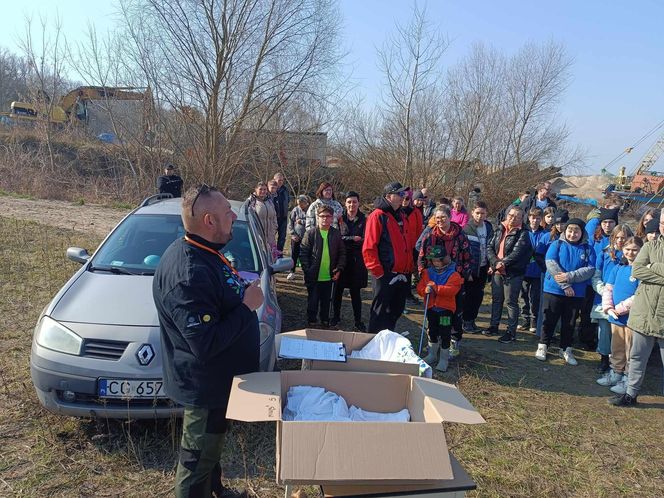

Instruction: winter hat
[297,194,310,203]
[383,181,408,195]
[566,218,586,231]
[413,190,424,200]
[599,207,619,223]
[553,209,569,225]
[426,245,448,260]
[644,218,659,235]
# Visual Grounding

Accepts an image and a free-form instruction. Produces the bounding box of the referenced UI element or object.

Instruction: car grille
[82,339,129,360]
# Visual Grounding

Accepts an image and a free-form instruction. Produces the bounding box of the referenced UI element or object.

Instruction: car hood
[50,270,158,326]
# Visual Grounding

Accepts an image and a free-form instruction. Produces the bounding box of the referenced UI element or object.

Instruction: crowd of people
[247,173,664,409]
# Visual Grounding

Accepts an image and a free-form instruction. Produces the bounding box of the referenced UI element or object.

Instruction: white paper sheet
[278,337,346,362]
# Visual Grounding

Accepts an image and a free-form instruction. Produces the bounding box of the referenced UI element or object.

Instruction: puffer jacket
[487,222,532,277]
[627,237,664,338]
[543,231,596,297]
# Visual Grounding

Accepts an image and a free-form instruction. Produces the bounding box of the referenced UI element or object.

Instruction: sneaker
[482,326,499,336]
[402,309,410,315]
[407,294,421,305]
[462,320,481,334]
[498,332,516,344]
[449,339,460,358]
[529,318,537,333]
[330,317,340,328]
[560,347,578,366]
[320,321,330,329]
[597,369,622,387]
[286,272,295,280]
[517,318,530,331]
[610,375,628,395]
[596,354,610,374]
[307,320,318,327]
[608,392,637,407]
[535,343,548,361]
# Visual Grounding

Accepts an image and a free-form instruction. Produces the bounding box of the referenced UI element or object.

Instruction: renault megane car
[30,194,292,418]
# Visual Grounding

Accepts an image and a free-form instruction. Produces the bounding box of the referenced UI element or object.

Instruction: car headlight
[259,322,274,346]
[35,316,83,355]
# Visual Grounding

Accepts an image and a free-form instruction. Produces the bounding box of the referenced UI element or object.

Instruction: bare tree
[118,0,343,187]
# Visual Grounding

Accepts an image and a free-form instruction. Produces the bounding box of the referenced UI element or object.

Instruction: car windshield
[90,214,261,275]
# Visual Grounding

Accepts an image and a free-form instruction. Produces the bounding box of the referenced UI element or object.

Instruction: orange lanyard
[184,235,242,280]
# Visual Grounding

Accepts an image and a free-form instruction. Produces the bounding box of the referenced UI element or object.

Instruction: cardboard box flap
[279,421,452,484]
[413,377,485,424]
[225,372,282,422]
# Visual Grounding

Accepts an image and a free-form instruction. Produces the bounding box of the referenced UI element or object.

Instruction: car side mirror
[67,247,90,264]
[269,257,294,274]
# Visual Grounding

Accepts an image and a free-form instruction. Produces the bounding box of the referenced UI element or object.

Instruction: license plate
[98,379,166,399]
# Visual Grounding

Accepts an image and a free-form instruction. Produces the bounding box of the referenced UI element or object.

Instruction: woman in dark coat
[331,191,368,331]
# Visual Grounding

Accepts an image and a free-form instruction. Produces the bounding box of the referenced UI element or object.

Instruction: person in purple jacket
[597,236,643,394]
[535,218,596,365]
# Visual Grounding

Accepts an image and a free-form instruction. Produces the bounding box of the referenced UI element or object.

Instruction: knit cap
[599,207,619,223]
[566,217,586,231]
[553,209,569,225]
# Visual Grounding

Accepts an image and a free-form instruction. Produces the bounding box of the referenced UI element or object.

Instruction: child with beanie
[535,218,596,365]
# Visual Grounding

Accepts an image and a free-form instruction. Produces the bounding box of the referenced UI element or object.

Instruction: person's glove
[388,274,408,286]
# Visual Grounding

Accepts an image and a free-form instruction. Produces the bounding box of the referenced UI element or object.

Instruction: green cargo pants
[175,406,227,498]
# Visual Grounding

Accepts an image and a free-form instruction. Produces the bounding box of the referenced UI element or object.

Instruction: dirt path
[0,196,130,237]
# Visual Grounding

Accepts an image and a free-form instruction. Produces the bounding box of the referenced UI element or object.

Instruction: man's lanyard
[184,235,243,280]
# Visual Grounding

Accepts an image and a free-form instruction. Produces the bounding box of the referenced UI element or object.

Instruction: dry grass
[1,215,664,497]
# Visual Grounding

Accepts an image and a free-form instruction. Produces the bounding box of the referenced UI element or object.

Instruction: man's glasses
[318,214,333,219]
[191,184,218,217]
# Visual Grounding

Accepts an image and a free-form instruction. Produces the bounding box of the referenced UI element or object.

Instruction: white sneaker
[610,375,628,394]
[561,347,578,366]
[529,326,537,332]
[286,272,295,280]
[535,343,548,361]
[597,369,622,387]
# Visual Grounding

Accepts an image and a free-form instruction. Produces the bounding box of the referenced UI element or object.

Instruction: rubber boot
[422,341,439,365]
[436,348,449,372]
[596,354,610,374]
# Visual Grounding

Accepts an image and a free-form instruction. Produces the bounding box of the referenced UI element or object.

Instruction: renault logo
[136,344,155,366]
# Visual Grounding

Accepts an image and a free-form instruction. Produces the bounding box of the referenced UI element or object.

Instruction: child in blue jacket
[535,218,596,365]
[519,208,549,332]
[597,236,643,394]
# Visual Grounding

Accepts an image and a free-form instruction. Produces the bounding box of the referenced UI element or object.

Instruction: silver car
[30,195,292,418]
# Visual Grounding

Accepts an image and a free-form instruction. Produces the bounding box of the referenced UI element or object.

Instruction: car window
[91,214,261,274]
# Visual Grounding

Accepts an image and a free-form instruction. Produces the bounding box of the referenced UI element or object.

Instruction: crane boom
[633,131,664,175]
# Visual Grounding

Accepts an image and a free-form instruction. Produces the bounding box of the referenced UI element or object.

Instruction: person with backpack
[417,245,464,372]
[362,182,413,333]
[535,218,596,365]
[598,236,643,394]
[300,205,346,328]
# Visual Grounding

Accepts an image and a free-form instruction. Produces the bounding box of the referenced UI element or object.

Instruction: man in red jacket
[363,182,414,333]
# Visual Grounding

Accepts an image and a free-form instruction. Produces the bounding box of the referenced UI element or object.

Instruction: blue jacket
[525,227,549,278]
[585,217,600,239]
[606,264,639,326]
[543,233,596,297]
[593,247,622,306]
[593,234,610,261]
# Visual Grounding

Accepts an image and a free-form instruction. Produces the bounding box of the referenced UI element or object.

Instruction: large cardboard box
[275,328,420,375]
[225,370,484,486]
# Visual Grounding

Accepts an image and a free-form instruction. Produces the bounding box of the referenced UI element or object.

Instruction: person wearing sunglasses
[362,181,415,333]
[153,184,264,498]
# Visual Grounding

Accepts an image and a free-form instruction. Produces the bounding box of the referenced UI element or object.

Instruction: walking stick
[327,276,337,327]
[418,291,431,356]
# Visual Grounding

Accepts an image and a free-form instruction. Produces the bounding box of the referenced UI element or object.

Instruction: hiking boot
[560,347,578,366]
[462,320,481,334]
[286,272,295,280]
[608,392,637,407]
[482,326,499,336]
[596,354,610,374]
[535,343,548,361]
[498,332,516,344]
[449,339,460,358]
[610,375,628,395]
[422,341,440,365]
[436,348,449,372]
[596,369,622,387]
[354,321,367,332]
[529,318,537,333]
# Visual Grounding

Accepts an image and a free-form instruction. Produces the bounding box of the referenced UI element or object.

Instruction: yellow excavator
[1,86,150,127]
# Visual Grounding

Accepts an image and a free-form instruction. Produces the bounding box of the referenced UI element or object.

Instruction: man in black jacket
[157,164,183,198]
[273,172,290,252]
[153,185,263,498]
[300,205,346,327]
[485,205,532,343]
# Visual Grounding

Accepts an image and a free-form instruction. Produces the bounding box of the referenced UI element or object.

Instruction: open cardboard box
[226,370,485,485]
[275,328,420,375]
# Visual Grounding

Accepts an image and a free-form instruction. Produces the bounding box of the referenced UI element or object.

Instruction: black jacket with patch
[152,234,259,409]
